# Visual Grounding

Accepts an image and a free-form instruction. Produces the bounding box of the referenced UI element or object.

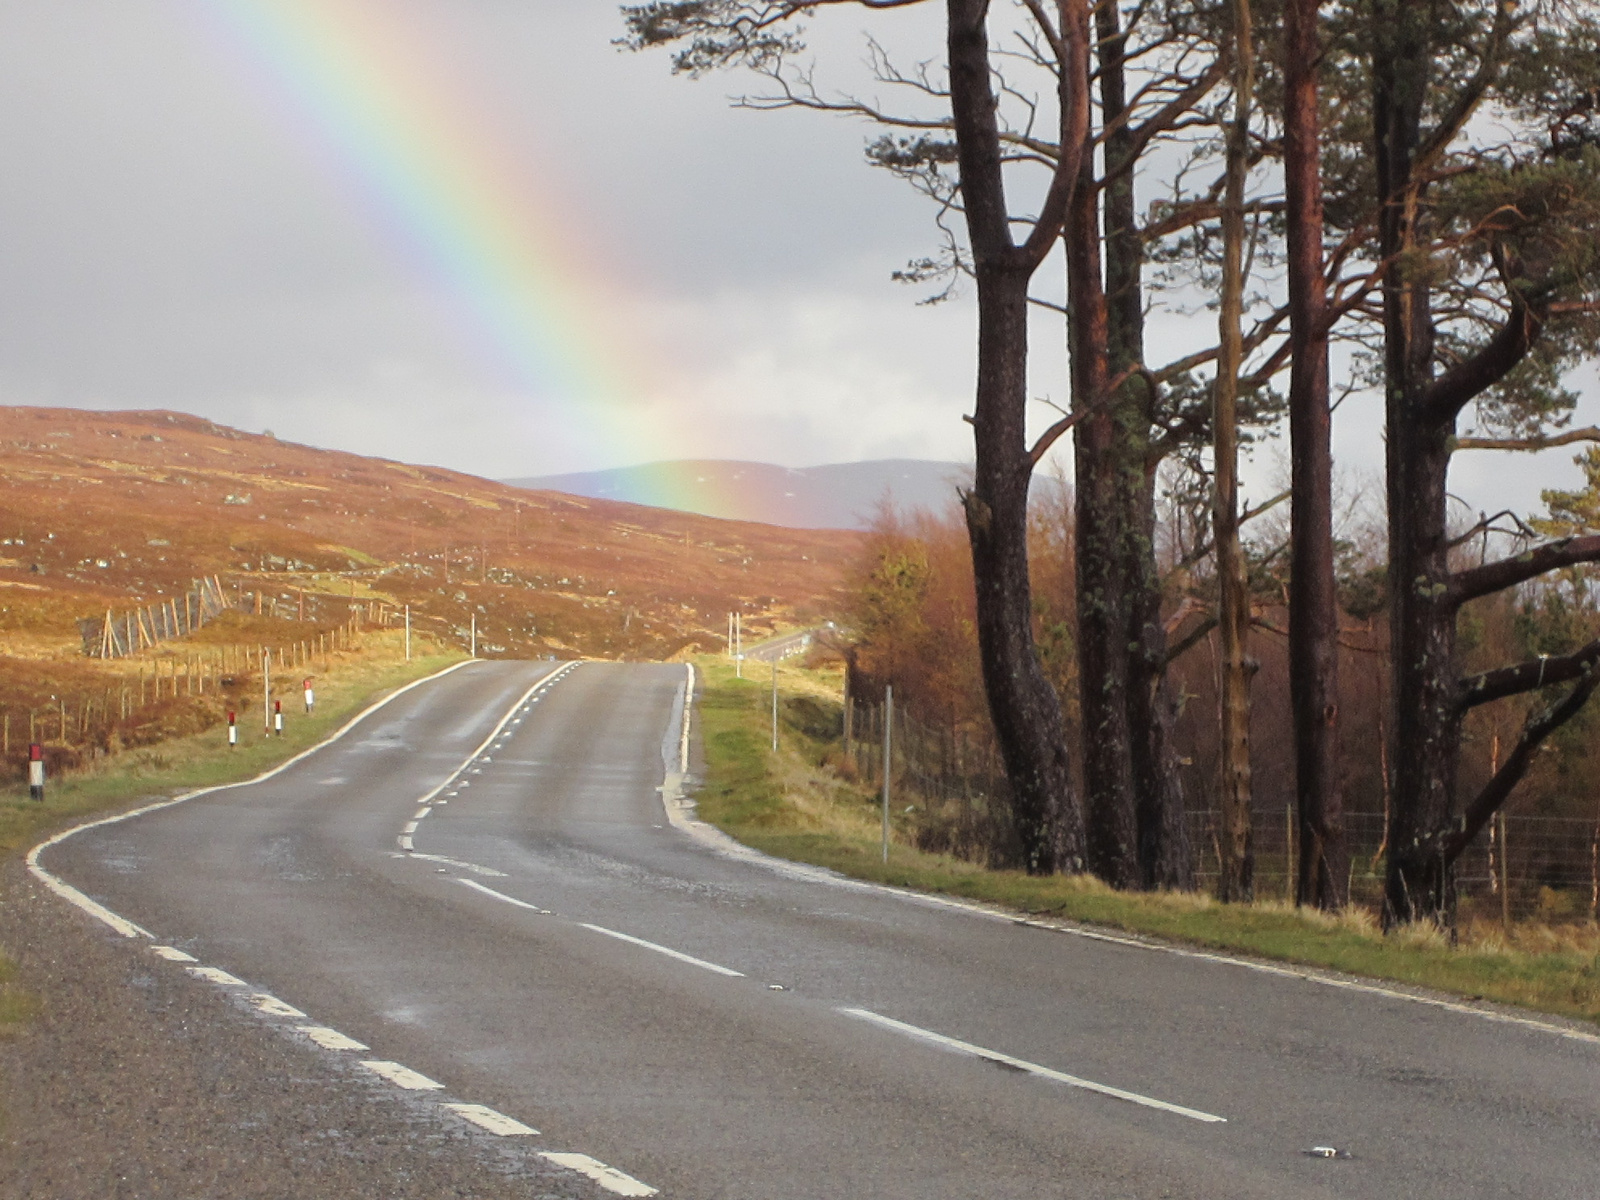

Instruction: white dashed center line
[458,877,552,913]
[580,923,744,978]
[151,945,197,962]
[839,1007,1226,1123]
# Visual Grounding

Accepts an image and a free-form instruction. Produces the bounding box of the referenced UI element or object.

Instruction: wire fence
[834,697,1600,921]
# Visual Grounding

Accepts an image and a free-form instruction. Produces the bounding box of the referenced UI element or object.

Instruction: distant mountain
[503,459,974,530]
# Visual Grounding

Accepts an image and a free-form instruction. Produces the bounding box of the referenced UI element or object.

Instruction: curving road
[33,659,1600,1198]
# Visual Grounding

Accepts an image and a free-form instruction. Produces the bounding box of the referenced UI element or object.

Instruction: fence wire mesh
[834,698,1600,920]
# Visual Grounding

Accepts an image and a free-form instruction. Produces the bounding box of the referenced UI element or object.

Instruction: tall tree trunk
[949,0,1086,873]
[1374,0,1456,925]
[1284,0,1348,909]
[1097,0,1194,891]
[1070,146,1140,888]
[1213,0,1256,902]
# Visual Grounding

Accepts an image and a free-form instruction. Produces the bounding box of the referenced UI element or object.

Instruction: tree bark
[1284,0,1347,909]
[949,0,1086,873]
[1375,0,1459,925]
[1070,142,1140,888]
[1212,0,1256,903]
[1097,0,1194,891]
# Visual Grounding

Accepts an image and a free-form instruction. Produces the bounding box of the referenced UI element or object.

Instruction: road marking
[398,835,414,851]
[839,1007,1226,1123]
[413,807,431,820]
[540,1152,658,1197]
[247,993,307,1018]
[402,821,420,835]
[26,657,481,939]
[401,852,507,877]
[444,1102,539,1136]
[299,1025,368,1051]
[361,1059,444,1090]
[458,878,552,914]
[187,966,247,986]
[579,923,743,978]
[150,945,196,962]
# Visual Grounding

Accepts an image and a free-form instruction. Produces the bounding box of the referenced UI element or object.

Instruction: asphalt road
[32,659,1600,1198]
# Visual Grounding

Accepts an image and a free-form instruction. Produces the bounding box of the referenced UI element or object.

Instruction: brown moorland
[0,405,857,778]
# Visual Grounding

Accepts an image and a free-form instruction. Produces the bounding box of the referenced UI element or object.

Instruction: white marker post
[735,612,742,678]
[28,742,44,801]
[262,648,271,734]
[771,659,779,752]
[227,710,237,748]
[881,685,893,864]
[405,604,411,662]
[303,677,314,713]
[470,613,477,659]
[273,699,283,737]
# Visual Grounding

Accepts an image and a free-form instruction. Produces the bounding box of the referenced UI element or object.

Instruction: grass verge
[1,633,465,858]
[0,633,465,1033]
[695,659,1600,1027]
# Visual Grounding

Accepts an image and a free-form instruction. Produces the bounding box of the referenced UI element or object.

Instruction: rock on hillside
[0,407,857,660]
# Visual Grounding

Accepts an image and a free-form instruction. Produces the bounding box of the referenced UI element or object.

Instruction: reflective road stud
[28,742,44,801]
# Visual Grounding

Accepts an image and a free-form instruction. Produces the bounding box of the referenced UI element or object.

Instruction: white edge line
[402,852,506,877]
[579,922,743,978]
[839,1007,1226,1124]
[659,701,1600,1050]
[25,657,482,938]
[540,1152,659,1197]
[299,1025,369,1052]
[361,1059,444,1090]
[458,877,551,913]
[443,1102,539,1136]
[679,663,693,774]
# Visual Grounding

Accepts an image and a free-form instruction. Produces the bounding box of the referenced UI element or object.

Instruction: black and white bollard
[28,742,44,802]
[228,710,237,748]
[303,677,314,714]
[274,698,283,736]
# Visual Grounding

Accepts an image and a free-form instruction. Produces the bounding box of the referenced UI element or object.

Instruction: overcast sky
[0,0,1592,522]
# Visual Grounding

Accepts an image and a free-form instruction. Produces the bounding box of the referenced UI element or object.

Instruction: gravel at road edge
[0,857,596,1200]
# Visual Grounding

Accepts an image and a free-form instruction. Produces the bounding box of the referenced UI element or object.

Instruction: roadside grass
[0,631,467,1034]
[0,631,465,858]
[695,659,1600,1027]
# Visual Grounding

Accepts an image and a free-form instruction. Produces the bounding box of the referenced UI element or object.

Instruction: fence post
[1500,811,1511,931]
[882,685,893,865]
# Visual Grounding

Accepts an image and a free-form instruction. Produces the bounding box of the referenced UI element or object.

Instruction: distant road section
[33,660,1600,1199]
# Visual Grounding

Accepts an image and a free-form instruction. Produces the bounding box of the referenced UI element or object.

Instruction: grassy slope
[694,661,1600,1027]
[0,633,466,1035]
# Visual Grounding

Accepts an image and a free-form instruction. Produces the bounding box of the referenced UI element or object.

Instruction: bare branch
[1457,636,1600,711]
[1448,534,1600,606]
[1455,426,1600,452]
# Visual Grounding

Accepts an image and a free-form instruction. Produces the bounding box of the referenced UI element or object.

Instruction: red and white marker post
[28,742,44,801]
[303,677,314,714]
[274,698,283,737]
[227,710,237,748]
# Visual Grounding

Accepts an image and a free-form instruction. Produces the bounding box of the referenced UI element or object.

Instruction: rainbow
[191,0,719,511]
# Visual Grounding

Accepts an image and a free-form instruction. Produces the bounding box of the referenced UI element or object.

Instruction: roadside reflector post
[771,658,779,752]
[303,677,314,713]
[274,698,283,737]
[227,711,237,748]
[882,685,893,864]
[28,742,44,801]
[405,604,411,662]
[470,613,477,659]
